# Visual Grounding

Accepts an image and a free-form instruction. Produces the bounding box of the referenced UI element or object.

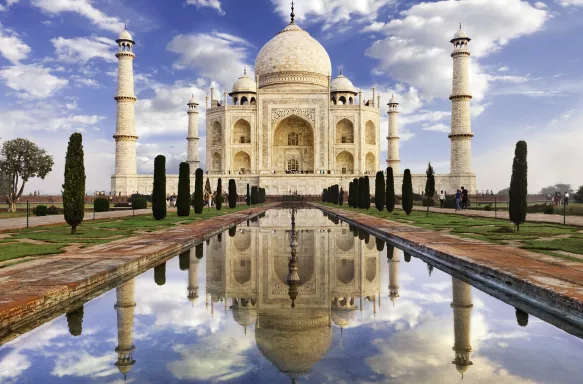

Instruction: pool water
[1,208,582,383]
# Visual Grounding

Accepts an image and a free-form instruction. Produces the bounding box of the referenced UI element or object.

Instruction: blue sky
[1,0,582,194]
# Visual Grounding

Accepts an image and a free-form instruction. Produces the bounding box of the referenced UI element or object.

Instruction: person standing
[455,189,461,211]
[565,191,570,206]
[440,190,446,209]
[461,187,468,210]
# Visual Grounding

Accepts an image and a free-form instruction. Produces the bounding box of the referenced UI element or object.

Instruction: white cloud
[498,66,509,72]
[535,1,548,8]
[167,31,253,89]
[0,0,19,12]
[361,21,386,33]
[271,0,396,30]
[0,23,31,64]
[364,0,548,101]
[556,0,583,6]
[186,0,225,15]
[51,36,116,64]
[422,123,450,133]
[0,64,68,98]
[31,0,124,33]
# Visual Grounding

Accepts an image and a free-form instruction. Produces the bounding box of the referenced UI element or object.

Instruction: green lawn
[0,204,260,266]
[321,203,583,261]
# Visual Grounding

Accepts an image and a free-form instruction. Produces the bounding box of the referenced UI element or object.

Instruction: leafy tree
[228,179,237,208]
[62,133,85,235]
[0,138,54,212]
[66,306,84,337]
[154,262,166,286]
[575,185,583,203]
[193,168,203,214]
[386,167,395,213]
[497,187,510,197]
[539,184,573,195]
[509,141,527,231]
[375,171,385,211]
[177,162,190,216]
[216,178,223,210]
[339,187,344,206]
[402,169,413,215]
[246,183,251,205]
[423,162,436,214]
[152,155,167,220]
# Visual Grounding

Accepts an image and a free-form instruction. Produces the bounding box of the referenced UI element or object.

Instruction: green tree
[348,182,353,207]
[177,162,190,216]
[375,171,385,211]
[216,178,223,211]
[509,141,528,231]
[353,178,360,208]
[62,133,85,235]
[0,138,54,212]
[423,162,436,215]
[358,177,365,208]
[228,179,237,208]
[152,155,167,220]
[361,176,371,209]
[246,183,251,205]
[575,185,583,203]
[386,167,395,213]
[402,169,413,215]
[193,168,204,214]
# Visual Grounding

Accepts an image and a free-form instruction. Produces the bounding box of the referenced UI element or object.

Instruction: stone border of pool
[0,204,277,343]
[313,203,583,330]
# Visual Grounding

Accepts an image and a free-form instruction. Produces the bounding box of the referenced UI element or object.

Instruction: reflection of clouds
[166,331,255,381]
[51,350,117,378]
[348,299,424,330]
[365,314,537,383]
[0,350,30,381]
[422,281,451,291]
[403,289,451,304]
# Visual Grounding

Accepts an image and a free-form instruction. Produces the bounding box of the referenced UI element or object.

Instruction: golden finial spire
[290,1,295,24]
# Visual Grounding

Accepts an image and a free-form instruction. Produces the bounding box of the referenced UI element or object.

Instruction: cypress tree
[358,177,365,208]
[66,306,84,337]
[363,176,371,209]
[152,155,167,220]
[424,162,436,200]
[179,250,190,271]
[229,225,237,237]
[348,182,353,207]
[154,262,166,286]
[251,186,257,204]
[177,162,190,216]
[63,133,85,235]
[333,185,339,205]
[402,169,413,215]
[339,187,344,206]
[228,179,237,208]
[386,167,395,213]
[195,243,204,259]
[353,178,359,208]
[216,178,223,210]
[193,168,203,214]
[509,141,528,231]
[246,183,250,206]
[375,171,385,211]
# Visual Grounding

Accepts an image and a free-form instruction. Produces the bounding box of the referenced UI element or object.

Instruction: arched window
[339,96,346,105]
[288,132,299,146]
[250,97,256,105]
[287,157,299,171]
[241,96,248,105]
[365,121,376,145]
[211,122,222,145]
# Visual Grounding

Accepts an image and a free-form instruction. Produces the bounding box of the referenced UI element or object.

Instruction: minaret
[449,25,474,175]
[388,247,400,305]
[114,279,137,379]
[112,27,138,193]
[188,247,200,303]
[186,95,200,172]
[451,277,473,377]
[387,95,400,174]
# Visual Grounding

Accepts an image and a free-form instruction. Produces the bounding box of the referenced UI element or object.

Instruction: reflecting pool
[1,208,583,383]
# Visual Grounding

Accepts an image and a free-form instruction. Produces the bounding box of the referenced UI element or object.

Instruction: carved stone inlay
[271,108,315,127]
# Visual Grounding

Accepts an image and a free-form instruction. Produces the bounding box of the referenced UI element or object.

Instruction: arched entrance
[233,119,251,144]
[233,151,251,174]
[272,115,314,173]
[336,119,354,144]
[212,152,222,172]
[365,152,376,174]
[336,151,354,174]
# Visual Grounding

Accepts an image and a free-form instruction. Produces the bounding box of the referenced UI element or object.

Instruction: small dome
[118,28,133,42]
[232,308,257,328]
[330,73,356,93]
[187,94,198,105]
[452,25,470,41]
[388,94,398,104]
[231,70,257,93]
[331,309,356,328]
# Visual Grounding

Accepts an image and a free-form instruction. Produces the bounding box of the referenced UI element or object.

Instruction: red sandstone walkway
[411,205,583,227]
[315,203,583,322]
[0,209,152,232]
[0,204,275,340]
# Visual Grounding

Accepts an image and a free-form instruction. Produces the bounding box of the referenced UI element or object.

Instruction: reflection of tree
[195,243,204,259]
[66,305,84,337]
[154,263,166,286]
[515,308,529,327]
[179,251,190,271]
[403,252,411,263]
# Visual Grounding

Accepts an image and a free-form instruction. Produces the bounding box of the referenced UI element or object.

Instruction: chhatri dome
[254,3,332,89]
[231,68,257,93]
[330,69,356,93]
[117,26,133,42]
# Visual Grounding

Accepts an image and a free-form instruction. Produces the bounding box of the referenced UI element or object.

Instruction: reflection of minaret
[287,208,300,308]
[388,248,400,305]
[451,277,473,377]
[188,247,199,304]
[114,279,137,379]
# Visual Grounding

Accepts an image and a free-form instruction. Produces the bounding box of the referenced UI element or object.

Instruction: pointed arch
[233,119,251,144]
[365,120,376,145]
[336,118,354,144]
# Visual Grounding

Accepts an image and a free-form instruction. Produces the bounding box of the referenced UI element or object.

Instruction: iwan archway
[272,115,315,173]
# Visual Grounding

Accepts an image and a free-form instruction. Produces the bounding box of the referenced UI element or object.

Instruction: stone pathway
[412,206,583,227]
[0,204,275,339]
[315,204,583,325]
[0,209,152,232]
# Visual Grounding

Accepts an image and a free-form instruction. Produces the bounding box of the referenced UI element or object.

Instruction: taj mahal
[110,5,476,196]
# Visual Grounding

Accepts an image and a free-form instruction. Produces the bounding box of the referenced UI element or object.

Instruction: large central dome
[255,23,332,89]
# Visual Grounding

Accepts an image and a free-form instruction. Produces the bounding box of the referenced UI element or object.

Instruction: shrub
[131,198,147,209]
[177,162,191,217]
[94,197,109,212]
[386,167,395,213]
[422,197,435,207]
[544,205,555,215]
[47,205,64,215]
[216,178,223,211]
[114,202,131,208]
[35,205,48,216]
[130,193,152,203]
[152,155,167,221]
[62,132,85,235]
[484,204,492,211]
[228,179,237,208]
[402,169,413,215]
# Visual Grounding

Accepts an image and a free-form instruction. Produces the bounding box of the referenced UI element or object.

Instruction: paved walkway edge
[0,204,276,343]
[313,203,583,334]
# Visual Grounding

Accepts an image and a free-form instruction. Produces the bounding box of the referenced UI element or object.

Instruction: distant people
[554,192,559,207]
[461,186,468,210]
[440,190,446,209]
[565,191,570,206]
[558,192,562,206]
[455,189,461,211]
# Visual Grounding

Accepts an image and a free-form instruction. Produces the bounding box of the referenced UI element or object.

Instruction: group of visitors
[454,187,470,211]
[549,191,570,206]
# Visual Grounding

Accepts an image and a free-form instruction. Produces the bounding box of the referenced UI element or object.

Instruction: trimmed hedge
[94,197,110,212]
[132,198,147,209]
[35,205,48,216]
